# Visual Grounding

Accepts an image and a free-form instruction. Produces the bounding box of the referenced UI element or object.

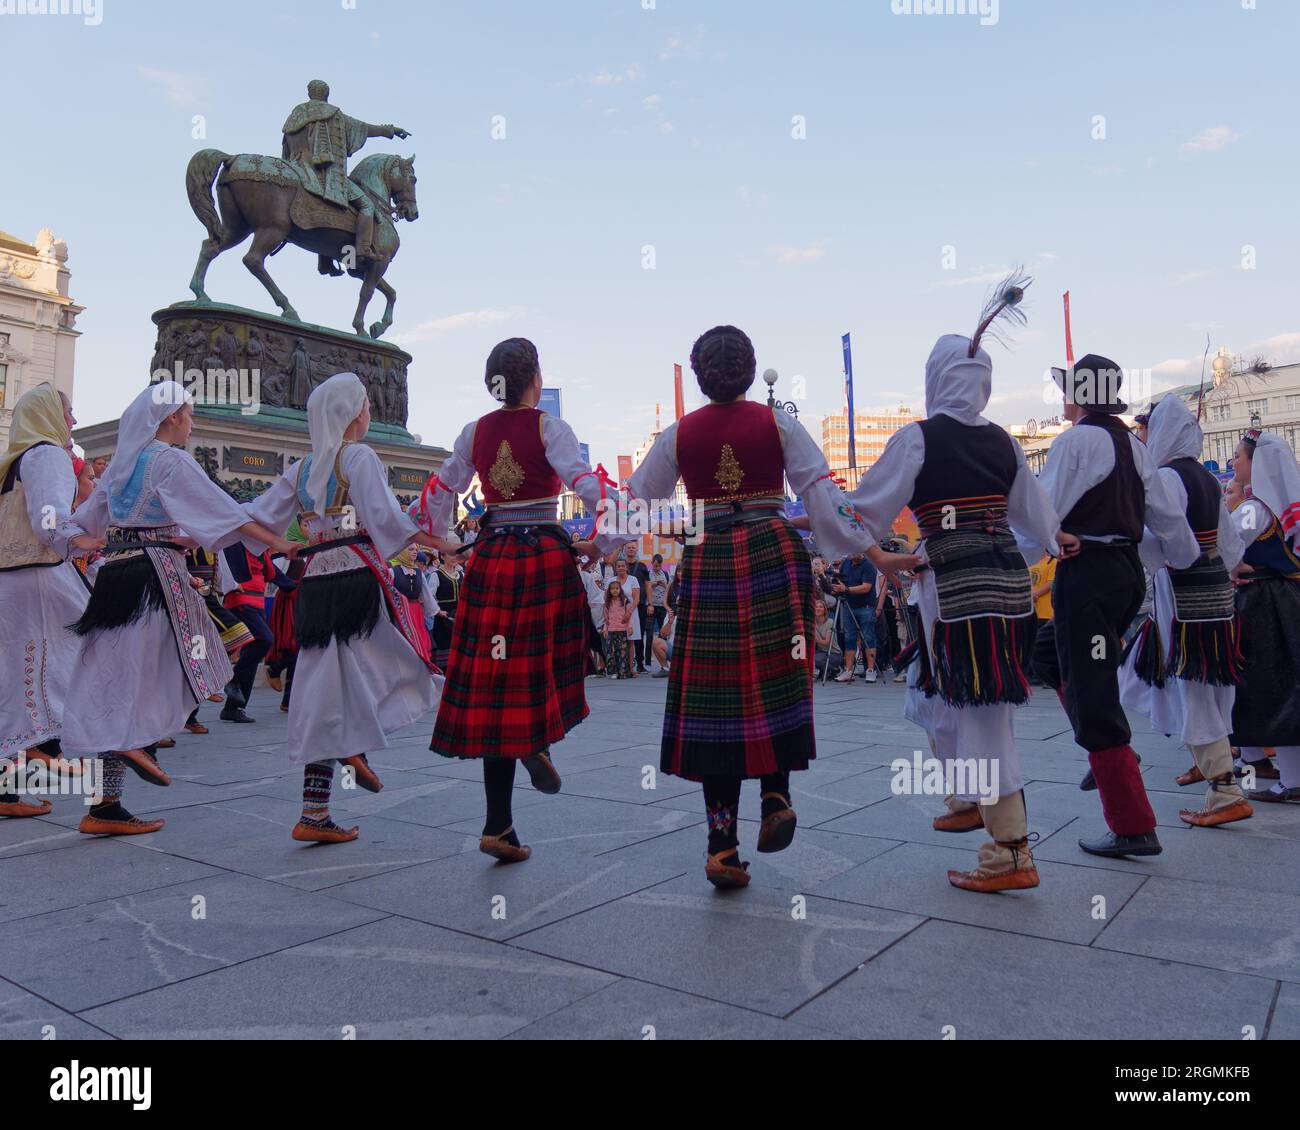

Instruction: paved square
[2,675,1295,1040]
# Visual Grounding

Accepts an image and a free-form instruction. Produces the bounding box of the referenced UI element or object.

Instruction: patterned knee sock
[760,771,791,818]
[301,762,334,825]
[89,755,130,819]
[702,776,742,856]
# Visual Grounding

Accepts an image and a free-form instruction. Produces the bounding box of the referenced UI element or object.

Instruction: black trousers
[1049,545,1144,753]
[229,603,273,700]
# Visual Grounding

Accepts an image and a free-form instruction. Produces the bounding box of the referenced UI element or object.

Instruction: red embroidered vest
[676,400,785,502]
[471,407,562,503]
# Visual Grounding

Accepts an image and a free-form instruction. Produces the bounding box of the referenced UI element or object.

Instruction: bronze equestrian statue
[185,79,418,340]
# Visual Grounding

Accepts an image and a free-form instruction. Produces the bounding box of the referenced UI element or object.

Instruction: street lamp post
[763,368,799,419]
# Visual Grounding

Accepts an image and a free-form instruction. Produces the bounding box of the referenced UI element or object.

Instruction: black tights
[701,771,790,855]
[483,757,517,839]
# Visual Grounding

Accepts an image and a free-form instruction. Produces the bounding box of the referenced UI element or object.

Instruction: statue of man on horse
[280,78,409,268]
[186,79,419,340]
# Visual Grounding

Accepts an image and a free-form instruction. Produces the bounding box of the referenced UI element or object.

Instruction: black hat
[1051,353,1128,415]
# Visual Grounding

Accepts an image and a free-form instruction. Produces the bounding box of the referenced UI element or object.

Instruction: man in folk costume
[264,524,309,713]
[426,338,622,863]
[1118,396,1251,827]
[0,385,101,818]
[630,325,918,889]
[67,382,298,835]
[846,281,1070,893]
[1038,356,1199,858]
[217,543,297,723]
[246,374,455,842]
[280,79,409,265]
[1226,429,1300,803]
[179,546,257,734]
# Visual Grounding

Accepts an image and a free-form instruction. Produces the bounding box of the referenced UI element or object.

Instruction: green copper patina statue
[185,80,417,339]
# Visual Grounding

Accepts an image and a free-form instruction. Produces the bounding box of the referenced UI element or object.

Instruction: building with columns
[0,228,83,448]
[1157,348,1300,470]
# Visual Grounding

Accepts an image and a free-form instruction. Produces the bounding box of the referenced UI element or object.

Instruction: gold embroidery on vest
[715,444,745,494]
[489,439,526,499]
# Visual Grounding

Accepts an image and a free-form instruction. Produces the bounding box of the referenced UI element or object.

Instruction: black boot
[1078,830,1162,858]
[223,681,247,710]
[220,704,255,723]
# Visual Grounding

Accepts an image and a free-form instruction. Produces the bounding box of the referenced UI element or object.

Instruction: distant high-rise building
[820,406,918,490]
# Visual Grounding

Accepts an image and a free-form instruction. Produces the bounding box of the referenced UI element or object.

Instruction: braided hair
[689,325,756,402]
[484,337,540,406]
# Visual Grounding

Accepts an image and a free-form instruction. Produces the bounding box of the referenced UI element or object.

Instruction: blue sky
[6,0,1298,465]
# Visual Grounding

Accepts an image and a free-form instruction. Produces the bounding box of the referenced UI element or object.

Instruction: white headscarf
[1248,432,1300,545]
[306,372,367,511]
[924,334,993,426]
[104,381,191,496]
[1146,395,1202,466]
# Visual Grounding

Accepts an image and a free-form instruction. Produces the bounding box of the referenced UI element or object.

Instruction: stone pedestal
[73,301,450,507]
[150,301,413,433]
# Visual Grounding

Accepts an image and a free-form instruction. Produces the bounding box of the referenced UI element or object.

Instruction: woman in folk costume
[426,338,623,864]
[0,385,101,818]
[1226,429,1300,804]
[390,543,436,665]
[1118,396,1251,827]
[65,382,296,835]
[428,547,466,672]
[245,373,455,843]
[629,325,917,889]
[846,286,1072,894]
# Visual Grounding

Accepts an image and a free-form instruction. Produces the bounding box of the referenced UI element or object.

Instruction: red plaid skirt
[430,527,589,759]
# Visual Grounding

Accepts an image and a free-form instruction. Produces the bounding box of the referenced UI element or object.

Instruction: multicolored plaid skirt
[662,517,816,780]
[430,526,589,759]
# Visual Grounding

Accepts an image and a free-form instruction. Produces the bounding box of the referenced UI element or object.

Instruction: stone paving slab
[78,917,617,1040]
[0,978,114,1041]
[0,873,388,1012]
[0,841,219,926]
[514,873,926,1017]
[503,978,838,1040]
[811,841,1148,944]
[1091,877,1300,984]
[5,678,1294,1039]
[786,920,1280,1040]
[112,796,482,892]
[328,846,685,942]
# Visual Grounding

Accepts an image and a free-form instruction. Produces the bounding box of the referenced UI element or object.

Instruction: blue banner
[842,333,856,471]
[539,387,563,419]
[579,442,590,468]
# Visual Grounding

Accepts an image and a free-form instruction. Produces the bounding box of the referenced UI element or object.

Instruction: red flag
[1063,291,1074,365]
[673,364,685,421]
[618,454,633,484]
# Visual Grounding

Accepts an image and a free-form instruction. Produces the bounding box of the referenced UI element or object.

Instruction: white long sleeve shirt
[627,405,869,560]
[428,413,626,557]
[844,421,1061,564]
[1040,423,1199,569]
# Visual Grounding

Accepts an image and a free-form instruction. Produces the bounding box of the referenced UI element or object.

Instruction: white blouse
[17,444,82,559]
[626,404,869,560]
[844,421,1060,564]
[247,443,420,563]
[1138,467,1244,576]
[72,446,252,551]
[428,412,626,556]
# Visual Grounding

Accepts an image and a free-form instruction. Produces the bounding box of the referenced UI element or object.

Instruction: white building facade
[0,228,83,449]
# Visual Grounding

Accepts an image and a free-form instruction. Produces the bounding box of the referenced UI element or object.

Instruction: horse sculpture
[185,149,418,340]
